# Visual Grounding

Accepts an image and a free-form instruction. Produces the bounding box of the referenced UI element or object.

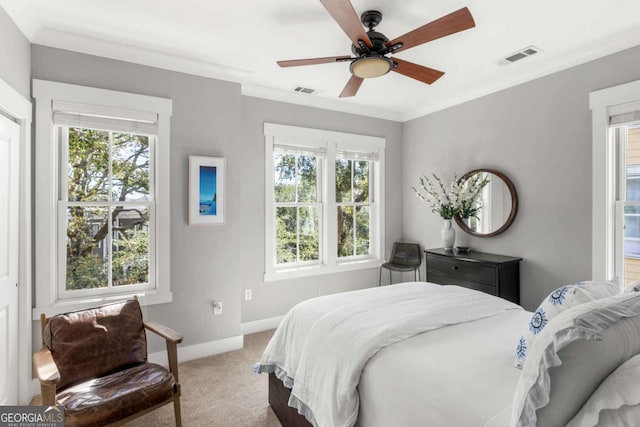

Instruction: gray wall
[29,37,640,342]
[31,45,244,351]
[31,45,404,349]
[0,5,30,99]
[241,97,403,323]
[403,44,640,311]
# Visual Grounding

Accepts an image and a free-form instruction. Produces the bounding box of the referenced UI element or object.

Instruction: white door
[0,112,20,405]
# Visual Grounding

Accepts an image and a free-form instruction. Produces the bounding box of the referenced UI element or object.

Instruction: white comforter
[256,282,523,427]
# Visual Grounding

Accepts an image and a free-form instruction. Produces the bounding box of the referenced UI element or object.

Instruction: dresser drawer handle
[451,266,459,271]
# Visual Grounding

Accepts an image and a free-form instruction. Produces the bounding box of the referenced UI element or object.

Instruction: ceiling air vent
[502,46,542,64]
[293,86,318,95]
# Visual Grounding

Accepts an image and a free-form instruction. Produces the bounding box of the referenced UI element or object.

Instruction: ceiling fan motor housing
[351,30,390,56]
[350,11,393,79]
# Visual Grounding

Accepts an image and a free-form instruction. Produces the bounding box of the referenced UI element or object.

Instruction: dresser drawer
[428,271,497,296]
[427,254,496,285]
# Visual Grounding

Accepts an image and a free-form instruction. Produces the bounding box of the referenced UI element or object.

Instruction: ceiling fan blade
[339,75,364,98]
[387,7,475,54]
[278,55,352,67]
[391,58,445,85]
[320,0,373,48]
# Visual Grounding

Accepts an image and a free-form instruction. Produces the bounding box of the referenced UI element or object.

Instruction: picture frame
[189,156,225,225]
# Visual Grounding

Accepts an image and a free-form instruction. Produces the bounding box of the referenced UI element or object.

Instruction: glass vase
[441,219,455,250]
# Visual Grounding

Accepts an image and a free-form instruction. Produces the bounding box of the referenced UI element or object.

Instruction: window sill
[32,289,172,320]
[264,259,380,282]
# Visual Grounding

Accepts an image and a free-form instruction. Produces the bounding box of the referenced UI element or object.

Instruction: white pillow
[511,292,640,427]
[567,354,640,427]
[514,280,620,369]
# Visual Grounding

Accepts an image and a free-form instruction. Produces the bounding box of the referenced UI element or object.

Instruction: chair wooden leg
[379,267,382,286]
[389,270,392,285]
[173,396,182,427]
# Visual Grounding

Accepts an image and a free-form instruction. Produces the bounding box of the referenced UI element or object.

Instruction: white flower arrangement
[412,173,489,220]
[457,173,490,220]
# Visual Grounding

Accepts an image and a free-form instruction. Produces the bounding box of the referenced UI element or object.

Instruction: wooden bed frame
[269,373,313,427]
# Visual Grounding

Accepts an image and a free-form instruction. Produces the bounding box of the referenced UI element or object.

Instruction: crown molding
[242,84,403,122]
[32,28,402,122]
[33,28,252,84]
[31,25,640,124]
[402,26,640,122]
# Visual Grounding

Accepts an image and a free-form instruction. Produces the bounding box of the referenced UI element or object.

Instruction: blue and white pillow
[514,280,620,369]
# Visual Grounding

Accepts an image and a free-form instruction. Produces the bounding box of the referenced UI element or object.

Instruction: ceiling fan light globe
[350,56,392,79]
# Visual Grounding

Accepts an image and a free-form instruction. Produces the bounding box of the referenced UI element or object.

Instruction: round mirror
[454,169,518,237]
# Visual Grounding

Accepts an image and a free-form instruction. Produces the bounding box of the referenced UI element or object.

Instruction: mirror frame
[454,168,518,238]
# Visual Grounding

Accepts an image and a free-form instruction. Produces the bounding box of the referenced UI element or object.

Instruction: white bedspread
[357,309,532,427]
[255,282,523,427]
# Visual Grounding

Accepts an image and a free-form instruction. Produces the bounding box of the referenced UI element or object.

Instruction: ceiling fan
[277,0,476,98]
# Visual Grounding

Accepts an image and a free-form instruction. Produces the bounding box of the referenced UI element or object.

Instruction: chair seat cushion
[381,262,419,272]
[57,363,176,427]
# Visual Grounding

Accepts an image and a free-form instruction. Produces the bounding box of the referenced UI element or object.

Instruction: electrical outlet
[213,301,223,315]
[245,289,252,301]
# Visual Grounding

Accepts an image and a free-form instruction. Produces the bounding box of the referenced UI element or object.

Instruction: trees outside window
[273,152,320,265]
[63,127,153,291]
[336,159,372,258]
[265,123,385,281]
[34,80,172,314]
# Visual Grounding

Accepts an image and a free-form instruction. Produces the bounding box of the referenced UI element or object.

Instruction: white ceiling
[3,0,640,121]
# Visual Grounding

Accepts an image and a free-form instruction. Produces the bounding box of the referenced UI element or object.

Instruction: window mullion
[108,132,113,289]
[325,144,337,267]
[60,127,69,202]
[295,155,300,263]
[351,161,356,257]
[296,206,301,264]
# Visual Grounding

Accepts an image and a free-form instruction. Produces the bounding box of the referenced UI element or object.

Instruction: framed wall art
[189,156,225,225]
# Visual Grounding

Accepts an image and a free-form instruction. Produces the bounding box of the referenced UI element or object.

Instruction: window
[264,123,385,281]
[34,80,172,316]
[612,125,640,289]
[336,156,373,258]
[590,79,640,291]
[624,163,640,259]
[59,127,153,298]
[274,148,321,266]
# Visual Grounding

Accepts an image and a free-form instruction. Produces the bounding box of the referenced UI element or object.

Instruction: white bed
[257,281,640,427]
[358,309,530,427]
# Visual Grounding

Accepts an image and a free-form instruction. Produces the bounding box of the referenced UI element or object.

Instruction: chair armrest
[33,348,59,406]
[144,321,182,383]
[144,321,183,344]
[33,348,60,384]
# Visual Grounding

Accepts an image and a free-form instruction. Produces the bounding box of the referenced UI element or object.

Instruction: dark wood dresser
[424,248,522,304]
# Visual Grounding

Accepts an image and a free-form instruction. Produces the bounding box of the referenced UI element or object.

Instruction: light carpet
[125,329,282,427]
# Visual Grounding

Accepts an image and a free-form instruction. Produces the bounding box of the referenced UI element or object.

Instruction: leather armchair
[33,299,183,426]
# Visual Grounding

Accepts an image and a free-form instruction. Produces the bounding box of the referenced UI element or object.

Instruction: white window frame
[33,80,172,318]
[272,147,324,269]
[590,79,640,291]
[335,154,376,261]
[264,123,385,282]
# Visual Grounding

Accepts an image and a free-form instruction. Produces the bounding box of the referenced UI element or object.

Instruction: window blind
[336,149,379,161]
[274,143,326,156]
[52,101,159,135]
[610,110,640,127]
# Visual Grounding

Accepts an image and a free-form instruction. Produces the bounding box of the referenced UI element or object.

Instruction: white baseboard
[148,334,244,366]
[241,315,284,335]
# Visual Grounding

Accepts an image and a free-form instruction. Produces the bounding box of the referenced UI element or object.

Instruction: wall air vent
[502,46,542,64]
[293,86,318,95]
